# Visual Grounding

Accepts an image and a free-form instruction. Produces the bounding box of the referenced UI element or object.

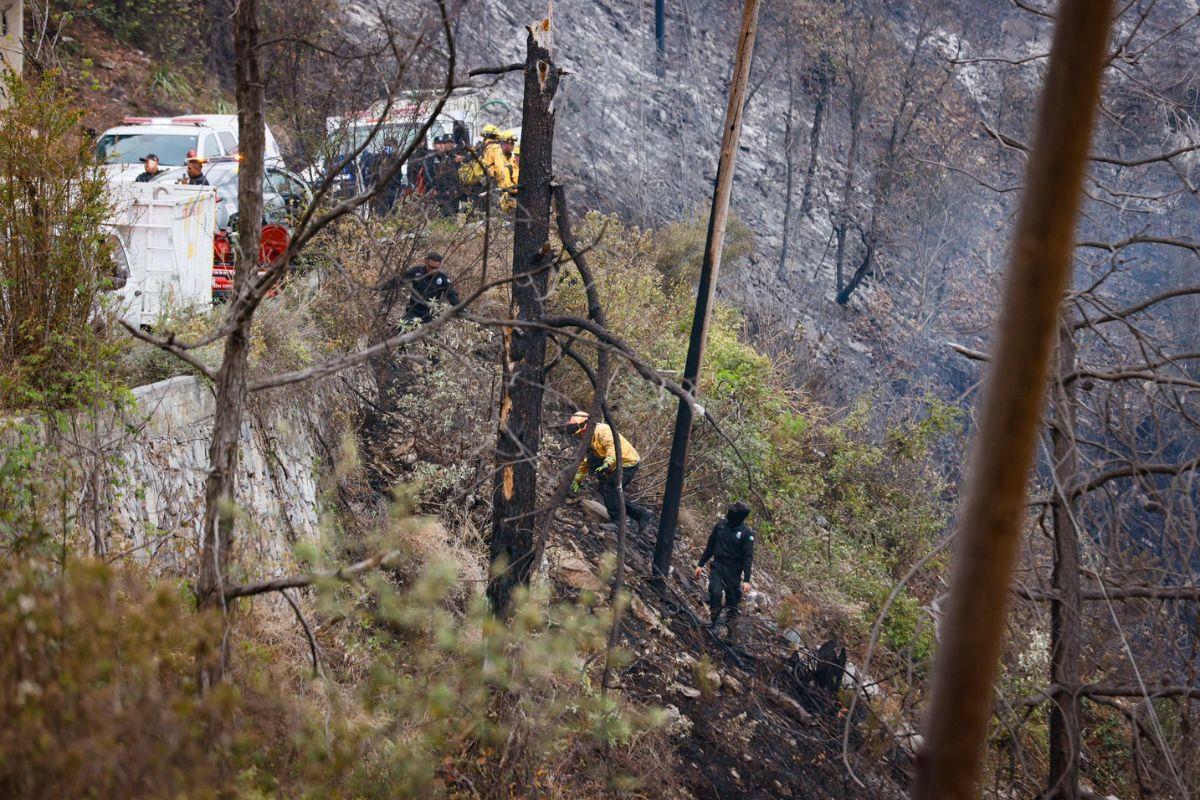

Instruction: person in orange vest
[568,411,654,534]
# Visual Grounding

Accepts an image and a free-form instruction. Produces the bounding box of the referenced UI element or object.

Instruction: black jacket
[698,519,755,581]
[401,266,460,322]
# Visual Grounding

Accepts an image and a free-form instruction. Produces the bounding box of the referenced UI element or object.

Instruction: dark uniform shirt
[698,520,755,581]
[429,151,463,197]
[400,266,460,322]
[135,170,159,183]
[182,173,210,186]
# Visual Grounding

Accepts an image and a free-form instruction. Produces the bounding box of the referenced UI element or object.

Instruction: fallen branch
[468,62,524,76]
[223,547,405,600]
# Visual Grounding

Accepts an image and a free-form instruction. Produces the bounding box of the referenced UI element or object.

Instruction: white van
[96,115,284,183]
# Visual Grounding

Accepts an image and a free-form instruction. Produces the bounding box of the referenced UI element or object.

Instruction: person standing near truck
[135,153,161,182]
[179,151,209,186]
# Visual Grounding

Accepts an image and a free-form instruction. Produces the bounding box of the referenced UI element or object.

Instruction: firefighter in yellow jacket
[484,130,519,212]
[569,411,655,534]
[458,124,499,191]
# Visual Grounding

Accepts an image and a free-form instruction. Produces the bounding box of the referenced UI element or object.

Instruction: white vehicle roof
[100,115,284,165]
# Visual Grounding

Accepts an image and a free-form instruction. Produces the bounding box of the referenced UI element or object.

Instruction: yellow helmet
[499,129,517,142]
[482,124,499,138]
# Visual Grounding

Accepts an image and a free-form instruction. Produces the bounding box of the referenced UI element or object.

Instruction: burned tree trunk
[833,68,864,297]
[799,58,831,220]
[487,19,559,613]
[1047,321,1082,799]
[196,0,266,690]
[777,82,797,282]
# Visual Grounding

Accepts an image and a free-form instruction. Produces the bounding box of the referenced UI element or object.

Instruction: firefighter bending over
[694,501,754,640]
[568,411,655,535]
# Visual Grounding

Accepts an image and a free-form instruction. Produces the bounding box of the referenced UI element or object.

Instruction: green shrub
[0,72,122,411]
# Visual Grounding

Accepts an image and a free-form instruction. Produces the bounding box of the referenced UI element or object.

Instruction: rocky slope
[442,0,1011,408]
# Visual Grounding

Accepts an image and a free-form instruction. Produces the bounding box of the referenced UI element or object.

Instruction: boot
[726,613,741,643]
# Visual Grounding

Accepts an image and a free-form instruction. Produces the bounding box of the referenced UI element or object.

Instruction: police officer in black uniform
[398,251,460,324]
[694,501,755,639]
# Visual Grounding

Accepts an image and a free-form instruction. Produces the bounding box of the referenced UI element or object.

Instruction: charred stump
[487,18,559,613]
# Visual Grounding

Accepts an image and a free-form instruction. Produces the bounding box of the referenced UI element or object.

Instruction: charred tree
[777,73,798,282]
[799,57,832,220]
[487,18,559,614]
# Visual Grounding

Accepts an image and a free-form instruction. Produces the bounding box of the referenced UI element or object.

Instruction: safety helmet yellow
[499,129,517,142]
[482,124,499,138]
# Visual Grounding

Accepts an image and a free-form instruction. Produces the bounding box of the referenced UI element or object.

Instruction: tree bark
[799,59,831,220]
[912,1,1114,797]
[833,70,863,296]
[196,0,266,690]
[487,18,559,614]
[1047,322,1082,800]
[777,79,797,283]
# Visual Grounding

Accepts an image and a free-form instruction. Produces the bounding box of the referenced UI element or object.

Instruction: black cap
[426,251,443,262]
[139,153,159,162]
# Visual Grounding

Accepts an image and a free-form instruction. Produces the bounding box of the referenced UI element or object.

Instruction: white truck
[95,115,285,184]
[107,182,218,327]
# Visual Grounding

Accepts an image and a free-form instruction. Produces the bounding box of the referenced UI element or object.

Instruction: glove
[597,457,616,475]
[571,478,582,494]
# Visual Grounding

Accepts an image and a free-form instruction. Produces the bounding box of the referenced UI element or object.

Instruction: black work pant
[708,562,743,623]
[595,463,653,529]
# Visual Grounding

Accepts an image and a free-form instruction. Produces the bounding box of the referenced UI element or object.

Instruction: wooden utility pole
[487,15,559,613]
[912,0,1114,797]
[652,0,760,582]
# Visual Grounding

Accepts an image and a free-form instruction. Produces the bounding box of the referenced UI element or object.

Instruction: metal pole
[655,0,665,60]
[652,0,760,581]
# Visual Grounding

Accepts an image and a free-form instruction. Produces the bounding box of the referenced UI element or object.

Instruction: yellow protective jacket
[483,145,517,189]
[575,423,640,483]
[458,140,495,186]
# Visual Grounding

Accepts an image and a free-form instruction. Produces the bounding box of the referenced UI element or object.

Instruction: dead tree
[128,1,458,686]
[195,0,266,691]
[1047,320,1083,799]
[913,1,1115,797]
[487,17,560,613]
[799,55,833,220]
